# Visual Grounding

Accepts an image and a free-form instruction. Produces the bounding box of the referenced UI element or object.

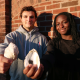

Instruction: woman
[23,12,80,80]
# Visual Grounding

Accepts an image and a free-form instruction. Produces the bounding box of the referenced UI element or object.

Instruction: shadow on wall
[37,12,53,41]
[73,15,80,36]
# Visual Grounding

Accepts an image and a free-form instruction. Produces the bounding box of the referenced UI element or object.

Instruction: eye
[23,16,27,18]
[63,21,68,24]
[56,23,60,26]
[30,16,34,18]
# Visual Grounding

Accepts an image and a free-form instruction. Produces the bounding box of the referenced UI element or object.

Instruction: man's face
[21,11,37,31]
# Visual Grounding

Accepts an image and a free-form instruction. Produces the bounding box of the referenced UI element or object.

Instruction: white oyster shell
[4,42,19,60]
[24,49,40,69]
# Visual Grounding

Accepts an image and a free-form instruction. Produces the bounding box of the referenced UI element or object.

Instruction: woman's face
[56,15,70,36]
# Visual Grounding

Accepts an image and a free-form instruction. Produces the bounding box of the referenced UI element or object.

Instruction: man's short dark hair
[20,6,37,18]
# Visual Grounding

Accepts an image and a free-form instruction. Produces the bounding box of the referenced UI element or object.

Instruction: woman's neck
[61,35,72,40]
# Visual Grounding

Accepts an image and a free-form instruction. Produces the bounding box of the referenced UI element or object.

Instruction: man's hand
[0,54,13,73]
[23,64,44,79]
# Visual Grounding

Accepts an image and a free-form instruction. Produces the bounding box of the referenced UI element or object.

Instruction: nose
[60,23,64,28]
[27,17,31,21]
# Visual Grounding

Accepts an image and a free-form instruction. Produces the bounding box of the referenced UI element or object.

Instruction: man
[0,6,47,80]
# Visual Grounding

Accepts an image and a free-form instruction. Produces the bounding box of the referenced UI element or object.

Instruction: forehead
[56,15,68,22]
[22,11,35,16]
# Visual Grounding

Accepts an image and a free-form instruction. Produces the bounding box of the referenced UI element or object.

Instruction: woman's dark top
[41,38,80,80]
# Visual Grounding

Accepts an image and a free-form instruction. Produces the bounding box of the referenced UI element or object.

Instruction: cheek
[56,26,59,31]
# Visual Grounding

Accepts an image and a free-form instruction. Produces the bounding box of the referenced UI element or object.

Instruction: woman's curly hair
[53,12,79,44]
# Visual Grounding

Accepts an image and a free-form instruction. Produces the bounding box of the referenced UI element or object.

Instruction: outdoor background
[0,0,80,79]
[0,0,80,43]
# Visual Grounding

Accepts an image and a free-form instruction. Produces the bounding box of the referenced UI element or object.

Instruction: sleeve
[0,32,16,54]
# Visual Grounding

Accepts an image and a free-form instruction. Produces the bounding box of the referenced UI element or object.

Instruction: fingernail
[28,64,32,68]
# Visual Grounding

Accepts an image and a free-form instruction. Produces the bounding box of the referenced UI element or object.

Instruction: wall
[11,0,80,41]
[0,0,80,42]
[0,0,80,80]
[0,0,11,43]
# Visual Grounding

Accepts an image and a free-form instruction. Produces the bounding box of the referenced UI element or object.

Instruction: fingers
[23,64,44,79]
[26,65,37,78]
[23,64,33,75]
[0,64,10,73]
[0,55,13,73]
[30,64,44,79]
[0,55,13,63]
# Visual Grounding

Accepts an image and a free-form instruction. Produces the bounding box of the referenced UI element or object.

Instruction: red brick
[12,20,15,24]
[40,1,51,6]
[14,16,18,19]
[0,28,6,32]
[33,4,38,7]
[40,11,52,14]
[53,8,68,14]
[40,0,45,2]
[53,1,61,3]
[0,38,4,43]
[46,3,60,10]
[48,32,51,36]
[79,12,80,17]
[71,12,77,17]
[35,6,45,11]
[14,20,21,23]
[0,16,5,20]
[76,6,80,11]
[62,1,78,7]
[34,22,37,27]
[12,24,18,27]
[0,8,5,12]
[0,25,5,28]
[70,7,76,12]
[0,0,5,4]
[51,27,53,31]
[18,23,22,26]
[1,20,5,25]
[52,15,56,20]
[0,12,5,16]
[0,33,5,36]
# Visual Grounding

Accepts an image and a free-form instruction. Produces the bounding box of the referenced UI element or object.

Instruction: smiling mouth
[61,29,66,31]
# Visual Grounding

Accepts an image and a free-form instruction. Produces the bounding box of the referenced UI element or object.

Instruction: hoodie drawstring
[24,33,31,57]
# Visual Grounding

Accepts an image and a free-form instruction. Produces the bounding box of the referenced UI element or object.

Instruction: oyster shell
[24,49,40,69]
[4,42,19,60]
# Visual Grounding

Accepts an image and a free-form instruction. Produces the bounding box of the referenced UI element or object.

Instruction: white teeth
[24,49,40,69]
[4,42,19,60]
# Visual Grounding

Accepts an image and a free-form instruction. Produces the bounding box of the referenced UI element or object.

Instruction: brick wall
[0,0,80,80]
[0,0,11,43]
[0,0,80,42]
[11,0,80,41]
